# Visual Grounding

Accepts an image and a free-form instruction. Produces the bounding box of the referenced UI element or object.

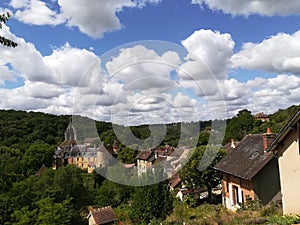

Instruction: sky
[0,0,300,125]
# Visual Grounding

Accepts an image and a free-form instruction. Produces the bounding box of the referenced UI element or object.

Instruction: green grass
[162,200,300,225]
[114,199,300,225]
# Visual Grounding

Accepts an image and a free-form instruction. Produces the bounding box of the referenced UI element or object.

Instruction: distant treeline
[0,104,299,149]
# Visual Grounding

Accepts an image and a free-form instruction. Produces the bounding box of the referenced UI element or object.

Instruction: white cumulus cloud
[8,0,162,38]
[11,0,65,25]
[191,0,300,16]
[181,29,234,80]
[232,31,300,75]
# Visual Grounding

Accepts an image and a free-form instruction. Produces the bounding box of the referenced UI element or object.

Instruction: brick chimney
[263,128,276,154]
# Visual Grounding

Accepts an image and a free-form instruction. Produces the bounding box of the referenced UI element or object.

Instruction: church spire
[65,118,77,141]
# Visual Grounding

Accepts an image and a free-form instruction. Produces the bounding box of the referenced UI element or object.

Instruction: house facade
[136,146,185,176]
[214,132,281,211]
[136,150,156,176]
[268,110,300,215]
[66,143,111,173]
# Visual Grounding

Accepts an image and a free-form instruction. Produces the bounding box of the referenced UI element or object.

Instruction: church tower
[65,119,77,142]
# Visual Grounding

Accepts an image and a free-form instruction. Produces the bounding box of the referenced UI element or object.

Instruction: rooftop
[89,206,116,225]
[214,134,275,180]
[136,150,154,161]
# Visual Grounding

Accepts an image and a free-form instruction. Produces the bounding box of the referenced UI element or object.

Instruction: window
[233,185,243,205]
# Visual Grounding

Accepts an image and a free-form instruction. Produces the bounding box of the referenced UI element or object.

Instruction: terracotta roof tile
[170,176,181,188]
[90,206,116,225]
[255,112,269,118]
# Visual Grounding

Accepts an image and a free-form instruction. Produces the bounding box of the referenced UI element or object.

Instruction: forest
[0,104,300,224]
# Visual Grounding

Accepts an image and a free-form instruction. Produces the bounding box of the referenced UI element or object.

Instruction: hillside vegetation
[0,105,299,224]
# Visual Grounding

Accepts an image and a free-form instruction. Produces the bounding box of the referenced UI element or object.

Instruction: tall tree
[179,146,226,203]
[224,109,254,143]
[21,142,55,176]
[35,197,72,225]
[0,12,17,47]
[94,179,131,208]
[117,146,139,164]
[131,170,173,223]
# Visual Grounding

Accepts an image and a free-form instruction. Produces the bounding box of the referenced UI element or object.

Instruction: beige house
[136,150,156,176]
[268,110,300,215]
[214,131,281,211]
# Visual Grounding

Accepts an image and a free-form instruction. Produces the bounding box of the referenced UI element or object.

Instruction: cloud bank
[1,21,300,125]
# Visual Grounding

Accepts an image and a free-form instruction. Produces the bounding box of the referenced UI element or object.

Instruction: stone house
[214,131,281,211]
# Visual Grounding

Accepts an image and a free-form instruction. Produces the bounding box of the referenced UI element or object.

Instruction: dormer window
[250,151,260,159]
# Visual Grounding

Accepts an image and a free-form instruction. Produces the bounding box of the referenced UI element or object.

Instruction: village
[50,109,300,224]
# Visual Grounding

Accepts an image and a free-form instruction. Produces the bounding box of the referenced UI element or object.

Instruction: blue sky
[0,0,300,125]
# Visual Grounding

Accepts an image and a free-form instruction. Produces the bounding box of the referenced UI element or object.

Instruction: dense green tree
[114,204,133,224]
[11,197,72,225]
[179,146,226,203]
[197,131,210,146]
[94,179,131,208]
[0,12,17,47]
[131,171,173,223]
[117,146,139,164]
[224,109,254,143]
[21,142,55,176]
[0,146,23,193]
[11,206,37,225]
[4,166,90,225]
[0,110,69,147]
[0,194,14,225]
[53,165,88,209]
[99,129,117,145]
[35,197,72,225]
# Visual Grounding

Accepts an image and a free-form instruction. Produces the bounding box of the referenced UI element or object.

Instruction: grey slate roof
[214,134,273,180]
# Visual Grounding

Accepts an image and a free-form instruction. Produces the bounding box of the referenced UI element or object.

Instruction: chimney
[231,139,236,148]
[263,128,276,154]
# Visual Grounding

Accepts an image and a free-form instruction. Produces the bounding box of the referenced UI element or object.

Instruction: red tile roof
[90,206,116,225]
[170,176,181,188]
[255,112,269,119]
